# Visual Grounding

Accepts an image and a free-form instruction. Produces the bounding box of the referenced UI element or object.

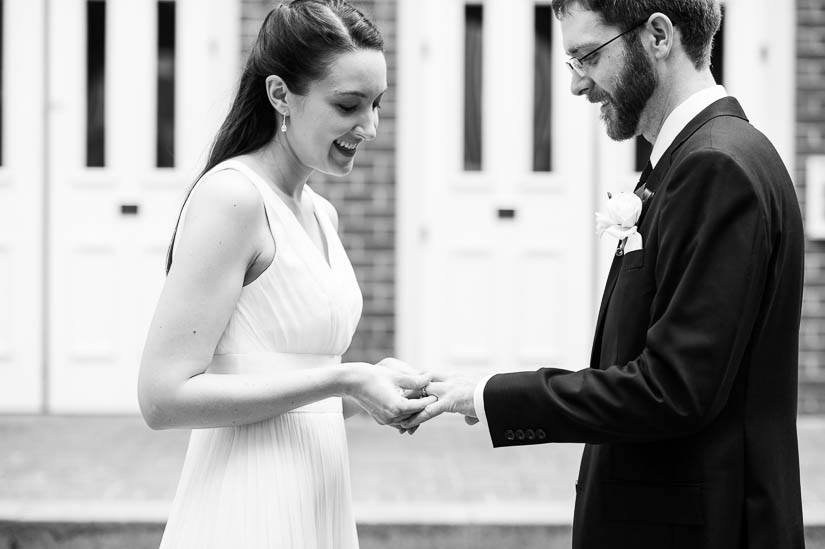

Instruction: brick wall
[240,0,399,363]
[798,0,825,413]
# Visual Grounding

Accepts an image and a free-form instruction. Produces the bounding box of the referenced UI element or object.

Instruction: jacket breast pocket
[622,248,646,272]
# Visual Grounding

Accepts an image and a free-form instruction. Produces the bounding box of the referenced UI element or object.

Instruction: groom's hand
[346,362,436,427]
[400,371,479,430]
[375,357,434,434]
[376,358,428,399]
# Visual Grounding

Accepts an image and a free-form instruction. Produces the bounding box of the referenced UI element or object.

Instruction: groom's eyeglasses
[566,19,648,77]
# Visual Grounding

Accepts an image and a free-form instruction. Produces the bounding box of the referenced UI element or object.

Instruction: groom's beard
[589,38,657,141]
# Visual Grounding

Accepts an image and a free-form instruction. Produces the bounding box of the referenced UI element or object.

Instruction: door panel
[48,0,238,412]
[722,0,794,170]
[0,0,45,412]
[398,0,597,376]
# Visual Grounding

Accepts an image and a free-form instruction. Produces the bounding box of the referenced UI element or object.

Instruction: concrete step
[3,522,825,549]
[3,415,824,548]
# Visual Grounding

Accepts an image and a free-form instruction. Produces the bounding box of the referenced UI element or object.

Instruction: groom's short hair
[549,0,722,70]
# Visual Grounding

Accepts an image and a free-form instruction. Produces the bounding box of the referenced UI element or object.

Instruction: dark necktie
[634,160,653,201]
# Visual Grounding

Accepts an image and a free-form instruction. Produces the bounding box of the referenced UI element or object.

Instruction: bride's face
[286,49,387,177]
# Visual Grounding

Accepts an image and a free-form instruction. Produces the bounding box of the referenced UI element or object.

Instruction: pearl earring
[281,112,288,133]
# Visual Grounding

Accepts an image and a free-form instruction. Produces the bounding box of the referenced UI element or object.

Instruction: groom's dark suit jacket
[483,98,805,549]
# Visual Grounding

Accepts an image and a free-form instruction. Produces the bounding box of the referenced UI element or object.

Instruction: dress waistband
[207,352,343,414]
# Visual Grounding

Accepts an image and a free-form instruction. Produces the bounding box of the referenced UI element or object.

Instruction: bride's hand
[375,357,432,435]
[399,371,478,430]
[344,363,436,426]
[376,357,429,399]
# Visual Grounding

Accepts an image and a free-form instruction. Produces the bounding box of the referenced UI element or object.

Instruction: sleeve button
[526,429,536,440]
[504,430,515,441]
[515,429,525,440]
[536,429,546,440]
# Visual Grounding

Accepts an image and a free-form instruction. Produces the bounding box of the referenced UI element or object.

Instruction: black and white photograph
[0,0,823,547]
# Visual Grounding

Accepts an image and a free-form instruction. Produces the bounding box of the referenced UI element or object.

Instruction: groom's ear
[644,12,676,61]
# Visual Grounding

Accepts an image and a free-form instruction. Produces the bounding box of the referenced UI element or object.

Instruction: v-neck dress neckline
[225,158,334,271]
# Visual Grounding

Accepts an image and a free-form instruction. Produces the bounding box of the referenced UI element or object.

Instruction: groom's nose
[570,71,592,97]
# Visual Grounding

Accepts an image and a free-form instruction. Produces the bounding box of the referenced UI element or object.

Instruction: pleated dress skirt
[158,354,360,549]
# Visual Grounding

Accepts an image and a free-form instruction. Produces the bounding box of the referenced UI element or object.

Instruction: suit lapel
[589,165,656,366]
[590,254,622,368]
[589,98,748,367]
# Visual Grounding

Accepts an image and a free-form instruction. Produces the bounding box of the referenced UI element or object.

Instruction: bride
[137,1,433,547]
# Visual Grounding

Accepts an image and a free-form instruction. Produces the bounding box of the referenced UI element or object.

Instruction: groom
[402,1,805,547]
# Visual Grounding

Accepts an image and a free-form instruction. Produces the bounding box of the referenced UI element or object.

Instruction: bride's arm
[343,398,363,419]
[138,173,432,430]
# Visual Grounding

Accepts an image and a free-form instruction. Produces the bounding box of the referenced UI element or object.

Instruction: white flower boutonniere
[595,192,643,253]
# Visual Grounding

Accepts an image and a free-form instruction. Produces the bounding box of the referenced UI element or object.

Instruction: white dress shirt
[649,85,728,168]
[472,85,729,430]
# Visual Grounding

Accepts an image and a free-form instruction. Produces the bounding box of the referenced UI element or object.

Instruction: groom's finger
[400,388,421,399]
[397,412,426,430]
[395,424,420,435]
[396,374,432,391]
[423,381,449,398]
[400,400,447,429]
[395,395,437,418]
[426,371,454,383]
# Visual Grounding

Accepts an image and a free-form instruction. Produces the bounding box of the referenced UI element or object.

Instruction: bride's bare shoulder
[189,166,263,217]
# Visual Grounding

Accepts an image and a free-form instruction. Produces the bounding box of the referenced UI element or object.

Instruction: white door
[48,0,239,412]
[398,0,598,376]
[0,0,46,412]
[397,0,795,378]
[720,0,794,169]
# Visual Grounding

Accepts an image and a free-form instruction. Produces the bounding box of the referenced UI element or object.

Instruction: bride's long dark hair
[165,0,384,273]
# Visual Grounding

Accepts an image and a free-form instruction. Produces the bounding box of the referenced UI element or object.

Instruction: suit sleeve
[484,150,770,447]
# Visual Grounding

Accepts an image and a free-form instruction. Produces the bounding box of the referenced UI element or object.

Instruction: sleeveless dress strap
[167,159,278,268]
[219,159,302,223]
[222,161,334,271]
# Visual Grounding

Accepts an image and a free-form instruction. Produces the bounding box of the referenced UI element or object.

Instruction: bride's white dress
[159,159,363,548]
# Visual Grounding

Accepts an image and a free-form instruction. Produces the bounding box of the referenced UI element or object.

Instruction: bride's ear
[265,75,291,114]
